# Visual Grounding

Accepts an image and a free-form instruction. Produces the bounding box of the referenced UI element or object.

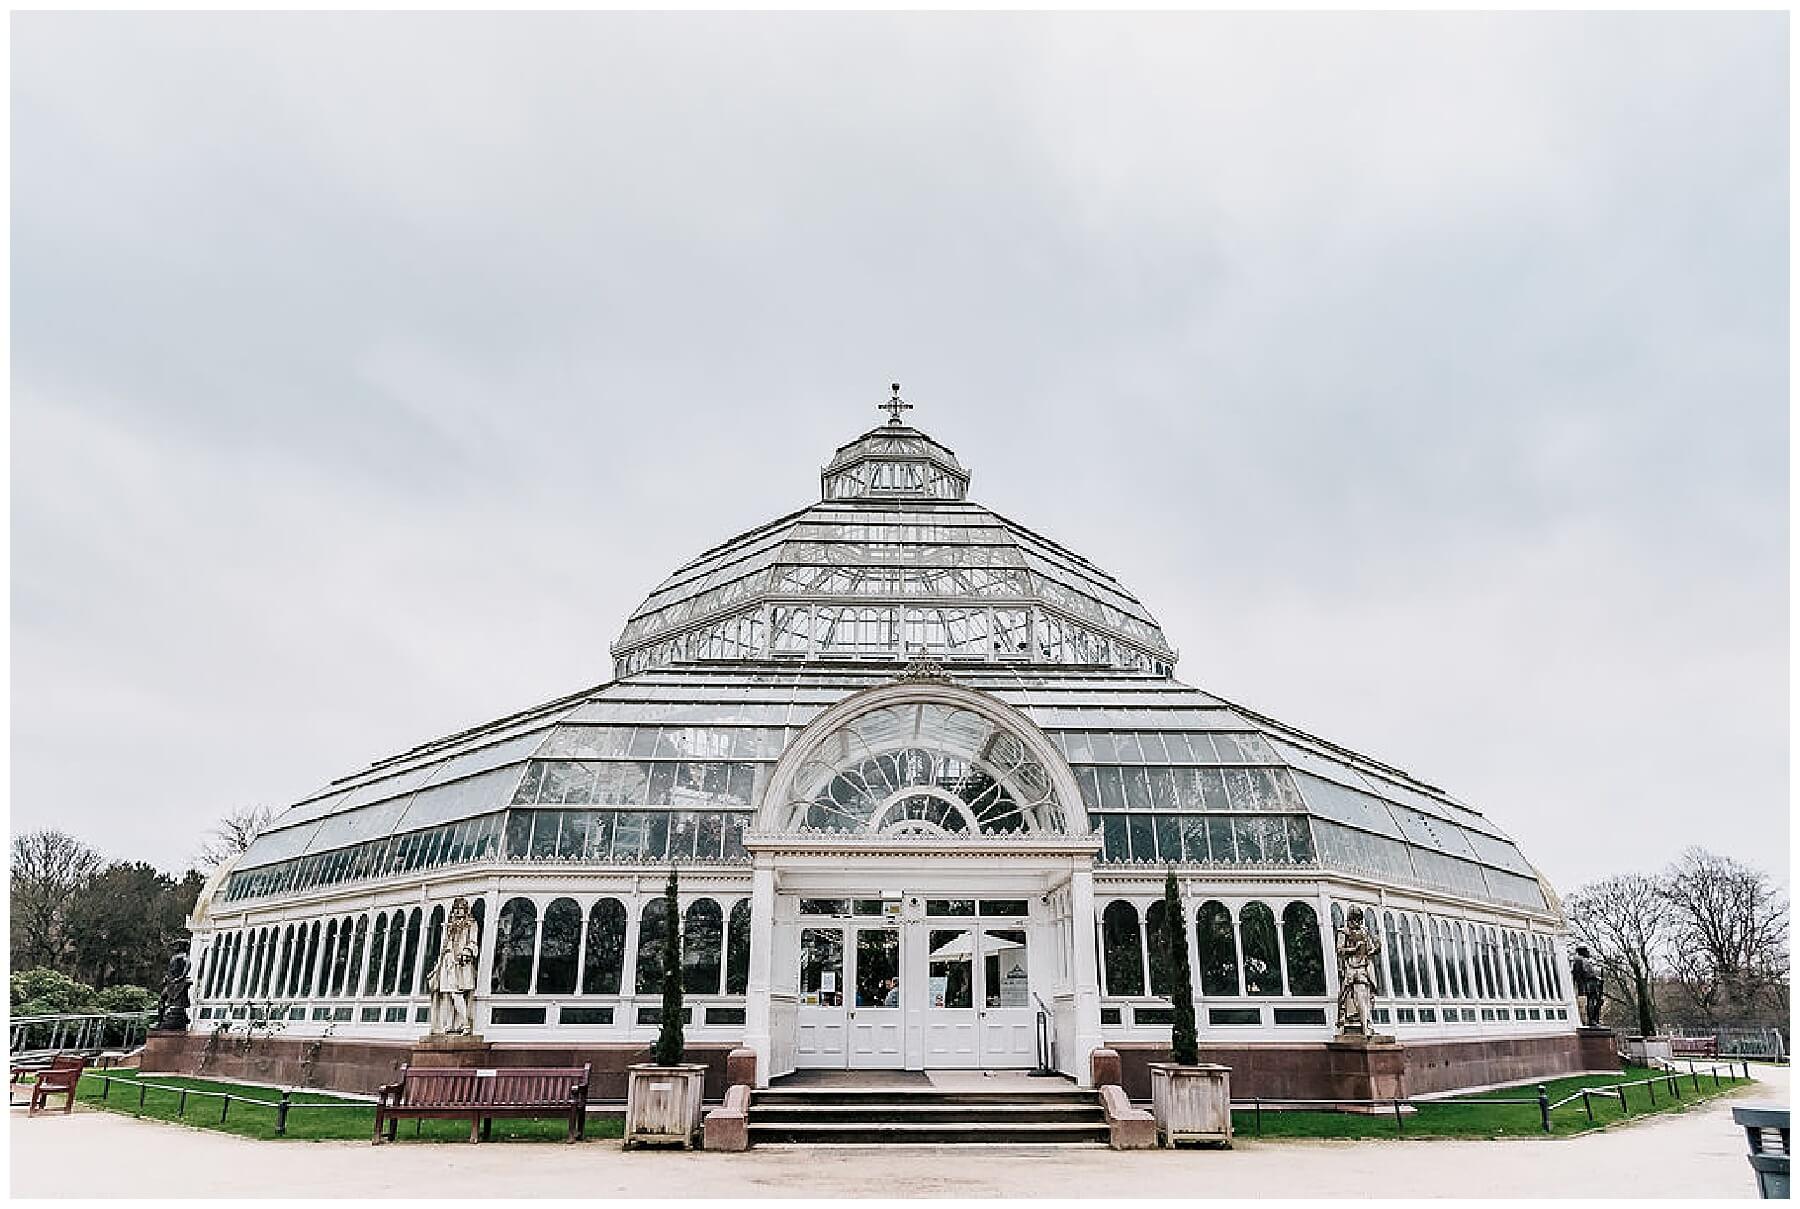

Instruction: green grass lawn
[68,1072,623,1143]
[1233,1064,1755,1140]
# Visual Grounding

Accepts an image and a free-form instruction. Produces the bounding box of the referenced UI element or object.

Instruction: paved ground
[10,1065,1783,1199]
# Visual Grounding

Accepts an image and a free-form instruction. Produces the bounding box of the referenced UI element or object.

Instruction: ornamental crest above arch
[757,682,1087,838]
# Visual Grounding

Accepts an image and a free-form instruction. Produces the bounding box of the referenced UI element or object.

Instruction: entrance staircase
[747,1084,1110,1146]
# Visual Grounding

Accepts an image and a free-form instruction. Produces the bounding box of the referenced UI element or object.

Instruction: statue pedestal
[409,1034,492,1069]
[1577,1026,1623,1072]
[1325,1034,1409,1106]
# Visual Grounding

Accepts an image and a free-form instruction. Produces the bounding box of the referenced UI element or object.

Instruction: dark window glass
[1239,902,1283,996]
[581,898,627,995]
[492,897,538,995]
[397,908,422,995]
[1384,913,1405,994]
[1100,815,1129,862]
[684,899,724,994]
[978,900,1029,917]
[382,910,406,995]
[705,1006,747,1025]
[1101,900,1144,997]
[726,900,752,994]
[561,1007,614,1025]
[491,1007,548,1025]
[420,906,444,996]
[345,916,369,997]
[926,900,976,917]
[1398,915,1419,997]
[503,812,532,859]
[1273,1007,1328,1025]
[635,897,670,995]
[1208,1007,1261,1025]
[1145,899,1179,998]
[929,929,974,1008]
[1127,814,1155,862]
[1134,1006,1175,1025]
[1154,815,1182,863]
[363,915,388,997]
[536,898,582,994]
[1196,900,1239,996]
[1282,901,1326,995]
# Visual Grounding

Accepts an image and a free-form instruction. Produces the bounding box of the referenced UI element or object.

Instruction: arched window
[636,897,670,995]
[281,926,299,996]
[1240,902,1283,996]
[536,898,582,994]
[421,905,445,994]
[1100,901,1145,997]
[318,921,338,996]
[397,909,422,995]
[726,901,752,995]
[1282,902,1326,995]
[1145,899,1179,998]
[364,915,389,996]
[582,899,627,995]
[684,899,724,994]
[1453,923,1470,998]
[1397,916,1419,997]
[330,917,354,996]
[1480,929,1497,998]
[1383,913,1404,996]
[287,925,306,997]
[1533,937,1549,999]
[243,931,262,999]
[380,911,404,994]
[1428,920,1448,997]
[346,915,369,997]
[1195,901,1239,997]
[1505,932,1521,999]
[1415,917,1436,997]
[492,898,538,995]
[1548,939,1564,999]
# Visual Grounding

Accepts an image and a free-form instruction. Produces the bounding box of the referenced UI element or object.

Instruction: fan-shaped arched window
[1282,902,1326,995]
[726,900,752,995]
[636,898,670,995]
[536,898,582,995]
[582,899,627,995]
[1101,901,1144,997]
[684,899,723,994]
[1196,900,1239,996]
[782,701,1065,835]
[1240,902,1283,996]
[492,898,538,995]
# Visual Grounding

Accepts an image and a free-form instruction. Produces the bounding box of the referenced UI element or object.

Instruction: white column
[744,858,778,1088]
[1068,864,1104,1086]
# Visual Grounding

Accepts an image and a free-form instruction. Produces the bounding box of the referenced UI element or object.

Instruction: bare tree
[198,804,276,870]
[1566,873,1667,1036]
[1660,847,1789,1026]
[10,830,102,971]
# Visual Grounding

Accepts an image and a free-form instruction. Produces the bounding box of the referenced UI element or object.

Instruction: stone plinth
[408,1035,493,1069]
[725,1047,757,1089]
[1324,1035,1408,1103]
[1577,1027,1623,1072]
[1090,1047,1123,1088]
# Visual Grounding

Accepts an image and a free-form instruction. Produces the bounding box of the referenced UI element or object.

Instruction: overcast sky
[13,12,1787,895]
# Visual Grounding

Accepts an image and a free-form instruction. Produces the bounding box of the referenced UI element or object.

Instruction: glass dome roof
[612,420,1178,676]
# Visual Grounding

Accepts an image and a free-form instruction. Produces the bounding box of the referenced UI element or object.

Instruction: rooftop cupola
[820,385,971,501]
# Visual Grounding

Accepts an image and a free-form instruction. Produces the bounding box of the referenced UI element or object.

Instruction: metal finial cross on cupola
[879,383,913,426]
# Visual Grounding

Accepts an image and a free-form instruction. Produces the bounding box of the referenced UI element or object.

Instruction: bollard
[276,1091,292,1137]
[1537,1084,1551,1133]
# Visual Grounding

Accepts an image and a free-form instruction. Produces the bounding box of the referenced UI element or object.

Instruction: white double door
[794,917,1037,1070]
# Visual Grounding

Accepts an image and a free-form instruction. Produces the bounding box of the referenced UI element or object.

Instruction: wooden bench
[373,1065,590,1144]
[11,1055,89,1115]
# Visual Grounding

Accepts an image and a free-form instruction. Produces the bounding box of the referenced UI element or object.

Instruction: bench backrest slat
[395,1065,589,1108]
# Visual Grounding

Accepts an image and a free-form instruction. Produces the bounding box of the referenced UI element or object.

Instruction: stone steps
[747,1086,1110,1146]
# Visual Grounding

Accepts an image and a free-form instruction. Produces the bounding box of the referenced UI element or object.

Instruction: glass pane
[1101,900,1144,997]
[683,899,724,995]
[928,929,974,1009]
[725,901,752,995]
[983,929,1029,1007]
[581,899,626,995]
[635,898,669,995]
[1282,901,1326,995]
[926,899,975,917]
[1196,900,1239,997]
[1240,902,1283,995]
[492,898,536,995]
[855,928,902,1008]
[535,898,581,995]
[799,927,844,1006]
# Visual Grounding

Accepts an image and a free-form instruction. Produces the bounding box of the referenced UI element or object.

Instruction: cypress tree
[1163,869,1200,1065]
[653,868,685,1066]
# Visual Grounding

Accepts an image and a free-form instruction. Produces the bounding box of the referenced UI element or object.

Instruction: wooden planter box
[1149,1062,1232,1148]
[624,1064,707,1150]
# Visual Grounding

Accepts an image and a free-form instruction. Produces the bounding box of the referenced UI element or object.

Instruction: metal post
[138,1083,147,1110]
[277,1091,292,1137]
[1254,1097,1262,1137]
[101,1076,111,1101]
[1647,1077,1656,1105]
[1712,1066,1720,1088]
[1582,1090,1593,1123]
[1616,1086,1628,1113]
[1692,1067,1701,1092]
[1537,1084,1550,1132]
[1394,1099,1404,1133]
[178,1090,187,1118]
[221,1096,230,1124]
[1669,1073,1679,1100]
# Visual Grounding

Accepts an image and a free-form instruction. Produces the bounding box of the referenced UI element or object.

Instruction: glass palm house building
[168,400,1590,1100]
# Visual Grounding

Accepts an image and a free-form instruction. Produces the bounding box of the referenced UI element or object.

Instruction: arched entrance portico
[742,679,1105,1085]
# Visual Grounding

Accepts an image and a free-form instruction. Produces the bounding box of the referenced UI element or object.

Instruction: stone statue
[157,948,191,1031]
[426,897,480,1036]
[1335,906,1382,1036]
[1571,944,1605,1029]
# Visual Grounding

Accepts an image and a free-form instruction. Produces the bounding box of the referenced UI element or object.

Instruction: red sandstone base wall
[139,1032,737,1101]
[1108,1032,1606,1102]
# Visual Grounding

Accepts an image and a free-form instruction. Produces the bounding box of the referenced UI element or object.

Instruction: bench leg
[481,1117,493,1142]
[469,1116,481,1143]
[373,1110,386,1144]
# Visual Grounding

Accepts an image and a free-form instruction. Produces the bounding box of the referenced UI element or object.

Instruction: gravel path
[10,1065,1783,1199]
